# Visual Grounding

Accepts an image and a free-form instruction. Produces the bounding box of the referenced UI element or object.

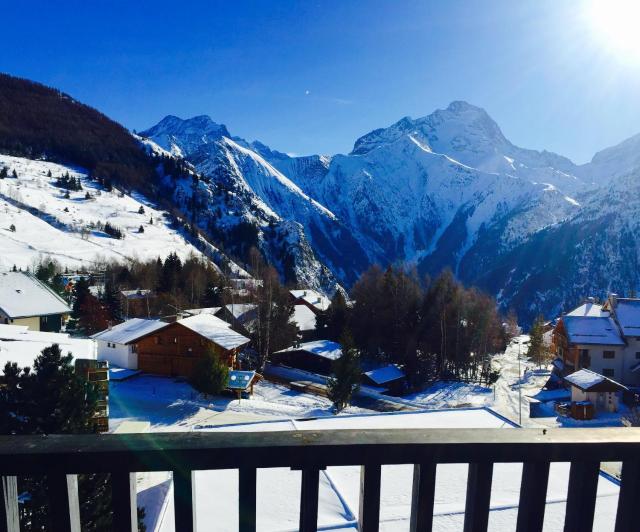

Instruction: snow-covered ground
[0,155,203,270]
[109,375,371,433]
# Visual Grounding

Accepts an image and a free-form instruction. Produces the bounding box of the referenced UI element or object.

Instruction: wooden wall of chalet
[136,322,237,378]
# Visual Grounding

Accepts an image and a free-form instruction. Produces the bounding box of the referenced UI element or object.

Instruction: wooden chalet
[271,340,342,376]
[135,314,250,378]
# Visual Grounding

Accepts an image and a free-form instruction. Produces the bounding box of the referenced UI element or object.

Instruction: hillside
[0,154,218,271]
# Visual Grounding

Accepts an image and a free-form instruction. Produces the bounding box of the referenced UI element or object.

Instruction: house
[271,340,342,375]
[552,295,640,386]
[290,304,318,341]
[0,271,70,332]
[215,303,258,334]
[290,289,330,314]
[564,368,627,419]
[120,289,154,319]
[135,314,250,378]
[361,364,407,395]
[92,318,168,369]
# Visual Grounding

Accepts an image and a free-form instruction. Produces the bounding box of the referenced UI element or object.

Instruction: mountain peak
[140,115,231,156]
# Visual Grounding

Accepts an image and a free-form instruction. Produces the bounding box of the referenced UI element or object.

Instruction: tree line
[319,265,509,389]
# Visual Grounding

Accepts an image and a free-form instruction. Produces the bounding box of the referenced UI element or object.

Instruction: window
[636,352,640,360]
[131,344,137,353]
[603,368,615,377]
[603,350,615,359]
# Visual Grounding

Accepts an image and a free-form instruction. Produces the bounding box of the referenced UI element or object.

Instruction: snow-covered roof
[0,271,70,318]
[274,340,342,360]
[227,370,256,390]
[221,303,257,321]
[566,302,609,318]
[0,324,95,368]
[364,364,406,385]
[290,304,316,332]
[290,289,330,311]
[564,368,627,392]
[178,314,250,351]
[184,307,222,317]
[562,316,624,345]
[612,299,640,337]
[120,289,153,299]
[92,318,168,345]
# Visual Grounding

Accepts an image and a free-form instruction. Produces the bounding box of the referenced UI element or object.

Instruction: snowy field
[109,375,371,433]
[0,155,203,270]
[144,409,620,532]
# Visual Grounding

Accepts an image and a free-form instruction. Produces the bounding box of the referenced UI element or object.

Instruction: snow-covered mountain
[140,101,640,323]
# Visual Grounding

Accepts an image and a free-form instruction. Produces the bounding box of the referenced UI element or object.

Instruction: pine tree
[327,332,361,413]
[0,166,7,178]
[316,291,350,341]
[46,169,52,178]
[138,205,145,214]
[11,168,17,178]
[527,315,547,367]
[138,224,145,233]
[191,346,229,395]
[9,224,15,232]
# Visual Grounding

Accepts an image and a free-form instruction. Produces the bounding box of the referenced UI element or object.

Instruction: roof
[177,314,250,351]
[290,304,317,332]
[221,303,257,321]
[0,324,96,368]
[564,369,627,392]
[184,307,222,317]
[290,289,330,311]
[92,318,168,344]
[364,364,406,385]
[566,302,609,318]
[0,271,70,318]
[274,340,342,361]
[227,370,256,390]
[562,315,625,345]
[612,298,640,337]
[120,289,153,299]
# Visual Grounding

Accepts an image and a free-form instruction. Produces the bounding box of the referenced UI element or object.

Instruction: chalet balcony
[1,427,640,532]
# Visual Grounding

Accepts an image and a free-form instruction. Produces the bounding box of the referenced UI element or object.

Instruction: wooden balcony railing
[1,427,640,532]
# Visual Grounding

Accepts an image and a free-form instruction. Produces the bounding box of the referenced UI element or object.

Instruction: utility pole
[518,339,522,426]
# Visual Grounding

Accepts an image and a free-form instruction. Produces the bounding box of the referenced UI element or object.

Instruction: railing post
[299,468,321,532]
[615,460,640,532]
[112,471,137,532]
[47,473,81,532]
[358,464,381,532]
[239,467,256,532]
[516,462,550,532]
[0,477,19,532]
[409,463,436,532]
[563,461,599,532]
[173,468,196,532]
[463,462,493,532]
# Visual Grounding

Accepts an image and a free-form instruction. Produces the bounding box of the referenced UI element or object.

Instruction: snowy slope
[0,155,212,270]
[141,117,367,290]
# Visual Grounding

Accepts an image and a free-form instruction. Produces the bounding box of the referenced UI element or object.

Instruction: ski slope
[0,155,203,270]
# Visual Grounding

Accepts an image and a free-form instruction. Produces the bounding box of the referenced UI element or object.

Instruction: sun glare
[588,0,640,61]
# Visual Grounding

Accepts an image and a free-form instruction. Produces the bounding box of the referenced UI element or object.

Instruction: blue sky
[3,0,640,162]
